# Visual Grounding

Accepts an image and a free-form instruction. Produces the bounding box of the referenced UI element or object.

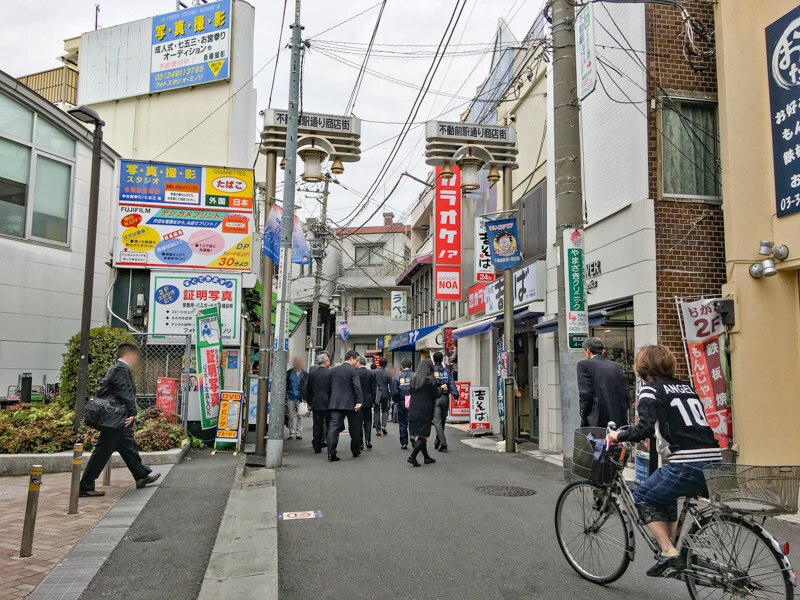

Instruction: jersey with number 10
[618,378,721,463]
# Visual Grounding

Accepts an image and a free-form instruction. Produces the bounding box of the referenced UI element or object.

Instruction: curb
[197,454,278,600]
[0,444,190,477]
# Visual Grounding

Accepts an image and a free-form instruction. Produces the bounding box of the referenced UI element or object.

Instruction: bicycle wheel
[684,513,794,600]
[555,481,632,584]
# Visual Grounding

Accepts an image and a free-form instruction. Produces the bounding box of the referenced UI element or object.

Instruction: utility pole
[266,0,303,468]
[553,0,586,478]
[502,166,516,454]
[308,175,330,367]
[255,152,276,457]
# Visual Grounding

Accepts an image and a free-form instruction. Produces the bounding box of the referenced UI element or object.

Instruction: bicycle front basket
[572,428,626,485]
[702,464,800,515]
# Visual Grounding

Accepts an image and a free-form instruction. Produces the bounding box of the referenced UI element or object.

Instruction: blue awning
[387,322,444,351]
[533,301,632,335]
[452,315,496,339]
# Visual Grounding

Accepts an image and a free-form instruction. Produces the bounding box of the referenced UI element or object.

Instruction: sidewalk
[0,468,131,599]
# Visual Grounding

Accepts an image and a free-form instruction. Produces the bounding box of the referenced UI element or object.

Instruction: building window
[661,99,720,199]
[354,297,384,315]
[0,93,75,244]
[355,244,383,265]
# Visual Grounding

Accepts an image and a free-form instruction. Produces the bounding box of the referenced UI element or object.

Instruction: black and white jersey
[617,378,721,463]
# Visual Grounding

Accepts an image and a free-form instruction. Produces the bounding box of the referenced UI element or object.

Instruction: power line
[344,0,387,115]
[308,1,383,39]
[267,0,288,109]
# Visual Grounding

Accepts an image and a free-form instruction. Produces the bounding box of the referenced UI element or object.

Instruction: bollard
[19,465,42,558]
[68,443,83,515]
[102,461,111,486]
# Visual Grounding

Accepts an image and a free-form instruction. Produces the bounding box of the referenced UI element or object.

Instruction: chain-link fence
[129,333,192,424]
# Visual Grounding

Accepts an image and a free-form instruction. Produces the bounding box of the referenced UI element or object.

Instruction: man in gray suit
[326,350,364,461]
[577,337,629,428]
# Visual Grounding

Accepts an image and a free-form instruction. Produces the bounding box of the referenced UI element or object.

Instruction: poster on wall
[434,164,462,300]
[679,298,732,448]
[470,386,492,433]
[766,5,800,218]
[563,229,588,349]
[196,305,224,429]
[114,160,253,271]
[450,381,470,422]
[150,272,241,345]
[151,0,231,93]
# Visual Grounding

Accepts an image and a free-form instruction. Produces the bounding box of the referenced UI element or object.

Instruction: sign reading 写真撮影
[485,217,522,270]
[196,306,224,430]
[115,160,253,271]
[563,229,588,350]
[150,272,241,345]
[151,0,231,93]
[766,5,800,218]
[434,165,462,300]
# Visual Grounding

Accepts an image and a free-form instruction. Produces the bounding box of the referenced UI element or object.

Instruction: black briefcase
[85,397,127,431]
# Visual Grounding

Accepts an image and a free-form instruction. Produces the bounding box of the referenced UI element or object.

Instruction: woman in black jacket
[407,358,438,467]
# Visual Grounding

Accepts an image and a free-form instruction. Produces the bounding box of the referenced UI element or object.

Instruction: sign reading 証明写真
[474,217,496,283]
[434,165,462,300]
[196,306,223,430]
[115,160,253,271]
[150,272,241,345]
[484,261,542,316]
[766,5,800,218]
[563,229,588,350]
[151,0,231,93]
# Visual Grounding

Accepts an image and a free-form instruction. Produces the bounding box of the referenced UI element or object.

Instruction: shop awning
[533,301,632,335]
[452,315,497,339]
[395,254,432,286]
[415,327,442,351]
[387,322,444,351]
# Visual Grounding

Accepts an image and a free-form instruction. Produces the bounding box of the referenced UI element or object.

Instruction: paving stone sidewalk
[0,468,131,599]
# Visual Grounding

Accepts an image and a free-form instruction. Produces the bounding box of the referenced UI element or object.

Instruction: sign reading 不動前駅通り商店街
[114,160,253,271]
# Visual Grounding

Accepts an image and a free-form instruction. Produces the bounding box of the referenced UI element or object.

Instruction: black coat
[98,360,137,417]
[356,367,377,408]
[327,362,364,411]
[577,355,629,428]
[407,379,438,425]
[374,367,392,400]
[304,366,331,412]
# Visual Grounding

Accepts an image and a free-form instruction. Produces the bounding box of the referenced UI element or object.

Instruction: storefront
[387,323,443,369]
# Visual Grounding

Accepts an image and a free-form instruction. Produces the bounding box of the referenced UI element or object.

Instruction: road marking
[278,510,323,521]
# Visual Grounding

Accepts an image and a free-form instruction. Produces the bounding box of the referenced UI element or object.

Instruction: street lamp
[67,105,105,437]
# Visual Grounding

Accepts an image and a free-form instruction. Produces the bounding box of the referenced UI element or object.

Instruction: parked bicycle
[555,424,799,599]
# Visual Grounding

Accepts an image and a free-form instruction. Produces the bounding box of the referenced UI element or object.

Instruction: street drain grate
[132,534,162,542]
[476,486,537,497]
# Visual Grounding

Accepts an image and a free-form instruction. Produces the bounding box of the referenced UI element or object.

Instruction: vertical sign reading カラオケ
[196,306,224,429]
[115,160,253,270]
[563,229,588,350]
[434,165,462,300]
[766,5,800,218]
[151,0,231,93]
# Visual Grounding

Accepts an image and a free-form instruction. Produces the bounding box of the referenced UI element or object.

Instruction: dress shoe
[136,473,161,489]
[424,457,436,464]
[407,455,420,467]
[322,442,328,448]
[352,451,361,458]
[314,449,321,454]
[434,440,440,450]
[401,445,408,450]
[438,445,447,452]
[328,455,340,462]
[79,489,105,497]
[382,427,388,435]
[366,442,373,450]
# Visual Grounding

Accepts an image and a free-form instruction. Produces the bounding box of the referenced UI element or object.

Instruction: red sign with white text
[434,165,462,300]
[468,281,487,315]
[453,381,470,417]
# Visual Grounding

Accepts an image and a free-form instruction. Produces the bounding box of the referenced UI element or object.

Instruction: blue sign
[387,323,443,352]
[154,285,179,304]
[150,0,231,93]
[262,205,311,265]
[120,160,203,204]
[485,218,522,269]
[766,6,800,217]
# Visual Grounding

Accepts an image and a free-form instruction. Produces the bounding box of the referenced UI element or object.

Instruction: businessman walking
[577,337,629,427]
[326,350,364,461]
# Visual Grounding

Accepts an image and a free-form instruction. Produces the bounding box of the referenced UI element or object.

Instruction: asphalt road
[80,448,236,600]
[277,420,800,600]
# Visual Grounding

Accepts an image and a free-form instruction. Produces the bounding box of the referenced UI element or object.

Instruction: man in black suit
[326,350,364,461]
[577,337,630,428]
[373,357,392,436]
[356,356,377,450]
[304,353,332,454]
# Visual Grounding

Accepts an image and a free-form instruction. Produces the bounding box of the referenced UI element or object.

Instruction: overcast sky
[3,0,543,225]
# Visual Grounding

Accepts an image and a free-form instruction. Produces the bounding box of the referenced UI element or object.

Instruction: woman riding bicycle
[607,344,721,578]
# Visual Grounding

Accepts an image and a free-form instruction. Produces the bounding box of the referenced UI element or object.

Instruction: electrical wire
[267,0,288,110]
[344,0,388,115]
[308,1,384,39]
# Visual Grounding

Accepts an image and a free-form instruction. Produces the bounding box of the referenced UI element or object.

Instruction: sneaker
[646,554,685,578]
[79,489,105,497]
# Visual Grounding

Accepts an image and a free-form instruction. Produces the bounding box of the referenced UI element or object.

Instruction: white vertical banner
[391,291,407,320]
[474,216,495,282]
[273,246,291,352]
[575,2,597,100]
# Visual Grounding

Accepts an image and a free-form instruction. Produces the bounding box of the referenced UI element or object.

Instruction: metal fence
[129,333,192,424]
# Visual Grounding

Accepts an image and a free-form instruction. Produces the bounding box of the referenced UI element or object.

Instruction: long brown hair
[634,345,677,383]
[411,357,436,390]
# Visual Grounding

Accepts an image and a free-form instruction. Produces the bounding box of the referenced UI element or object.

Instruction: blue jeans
[633,460,718,524]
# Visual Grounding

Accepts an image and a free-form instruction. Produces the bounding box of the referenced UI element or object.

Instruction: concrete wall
[715,0,800,464]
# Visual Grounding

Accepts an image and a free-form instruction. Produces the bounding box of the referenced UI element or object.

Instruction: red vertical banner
[434,165,462,300]
[453,381,470,417]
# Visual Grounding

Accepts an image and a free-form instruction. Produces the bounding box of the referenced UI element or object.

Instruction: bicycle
[554,424,799,599]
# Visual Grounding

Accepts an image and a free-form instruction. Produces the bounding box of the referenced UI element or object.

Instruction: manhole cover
[476,486,536,497]
[132,534,162,542]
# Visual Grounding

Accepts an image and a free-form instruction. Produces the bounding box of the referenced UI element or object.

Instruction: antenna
[94,4,100,30]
